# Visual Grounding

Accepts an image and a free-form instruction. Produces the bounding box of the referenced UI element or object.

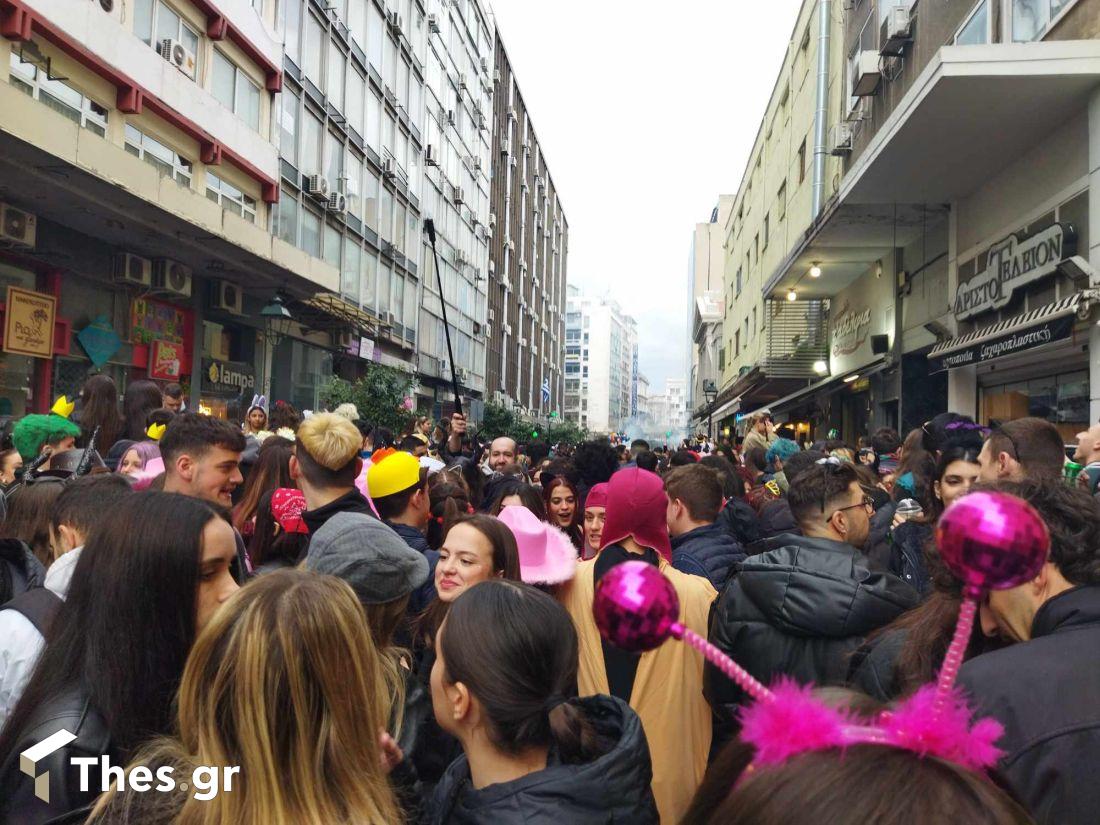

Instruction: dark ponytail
[439,579,606,762]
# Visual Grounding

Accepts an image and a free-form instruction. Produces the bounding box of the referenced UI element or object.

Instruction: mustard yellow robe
[559,556,718,823]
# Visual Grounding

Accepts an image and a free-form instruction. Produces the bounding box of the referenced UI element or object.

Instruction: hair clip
[592,491,1049,775]
[51,395,75,419]
[815,456,842,467]
[145,423,166,441]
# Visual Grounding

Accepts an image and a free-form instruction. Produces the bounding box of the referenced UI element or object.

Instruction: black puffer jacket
[888,521,934,596]
[716,498,763,547]
[757,498,797,540]
[670,523,746,589]
[422,695,658,825]
[705,533,919,725]
[0,538,45,604]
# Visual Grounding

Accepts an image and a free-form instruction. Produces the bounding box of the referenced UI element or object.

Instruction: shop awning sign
[954,222,1075,320]
[930,313,1074,373]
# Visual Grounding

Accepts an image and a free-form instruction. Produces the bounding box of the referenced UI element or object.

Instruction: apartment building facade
[563,286,637,434]
[0,0,345,417]
[486,35,568,417]
[688,196,732,428]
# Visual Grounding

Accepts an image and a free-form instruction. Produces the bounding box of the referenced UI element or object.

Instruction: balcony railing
[763,298,829,378]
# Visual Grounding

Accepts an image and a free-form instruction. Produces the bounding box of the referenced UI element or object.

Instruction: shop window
[9,53,108,137]
[133,0,200,68]
[206,172,257,222]
[124,124,192,186]
[955,0,990,44]
[1011,0,1073,42]
[212,50,261,131]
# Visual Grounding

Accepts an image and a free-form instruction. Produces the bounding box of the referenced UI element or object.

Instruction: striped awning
[928,293,1085,359]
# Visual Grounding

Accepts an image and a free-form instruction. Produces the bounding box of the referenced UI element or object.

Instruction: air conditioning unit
[500,138,510,156]
[0,203,36,248]
[505,239,515,252]
[382,311,396,326]
[493,69,501,84]
[387,10,402,31]
[158,38,196,80]
[480,56,490,73]
[504,323,513,335]
[852,50,882,97]
[427,13,439,32]
[472,321,482,335]
[488,308,495,322]
[549,303,558,314]
[518,336,527,346]
[879,5,913,57]
[453,185,465,205]
[112,252,151,286]
[507,106,517,121]
[381,157,396,179]
[212,280,244,315]
[446,109,456,126]
[152,258,192,297]
[488,259,496,275]
[484,323,492,339]
[456,368,469,382]
[327,192,347,214]
[334,330,357,350]
[845,97,871,123]
[485,224,493,239]
[458,73,468,90]
[488,211,497,226]
[829,122,853,155]
[382,240,398,259]
[424,144,439,166]
[307,174,330,199]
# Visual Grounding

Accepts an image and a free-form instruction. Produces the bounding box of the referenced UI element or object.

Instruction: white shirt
[0,546,82,727]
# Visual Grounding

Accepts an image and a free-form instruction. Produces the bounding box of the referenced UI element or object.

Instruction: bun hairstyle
[426,479,473,550]
[439,580,606,762]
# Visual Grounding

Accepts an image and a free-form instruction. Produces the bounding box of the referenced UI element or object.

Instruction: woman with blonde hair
[90,570,400,825]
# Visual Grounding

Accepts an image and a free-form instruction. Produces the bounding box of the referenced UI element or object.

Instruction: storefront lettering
[930,314,1074,374]
[201,358,255,394]
[954,223,1075,320]
[831,304,872,357]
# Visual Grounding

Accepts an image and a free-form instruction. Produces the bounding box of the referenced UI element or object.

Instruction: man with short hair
[398,433,429,459]
[1073,420,1100,494]
[978,416,1065,482]
[959,480,1100,825]
[160,413,246,507]
[292,412,377,533]
[161,382,185,413]
[487,436,517,472]
[665,464,745,589]
[368,451,438,612]
[0,474,133,725]
[706,459,917,729]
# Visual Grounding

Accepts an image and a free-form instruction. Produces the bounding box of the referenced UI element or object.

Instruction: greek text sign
[954,223,1075,320]
[930,314,1074,374]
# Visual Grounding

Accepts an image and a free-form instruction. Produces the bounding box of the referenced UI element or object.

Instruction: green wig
[12,414,82,461]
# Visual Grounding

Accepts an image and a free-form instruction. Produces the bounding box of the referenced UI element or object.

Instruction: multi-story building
[563,285,637,434]
[486,34,568,417]
[758,0,1100,443]
[0,0,347,417]
[636,371,650,424]
[703,0,847,442]
[665,377,688,436]
[688,197,733,430]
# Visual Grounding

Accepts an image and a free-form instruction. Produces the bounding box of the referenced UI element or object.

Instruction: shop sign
[3,286,55,359]
[201,357,255,394]
[954,223,1075,320]
[131,297,187,344]
[149,339,184,380]
[929,313,1074,374]
[831,301,872,357]
[359,337,375,361]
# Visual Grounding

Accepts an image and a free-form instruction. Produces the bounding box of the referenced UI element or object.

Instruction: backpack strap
[1,587,62,638]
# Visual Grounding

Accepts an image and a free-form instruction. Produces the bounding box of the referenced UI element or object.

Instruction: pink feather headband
[592,490,1050,773]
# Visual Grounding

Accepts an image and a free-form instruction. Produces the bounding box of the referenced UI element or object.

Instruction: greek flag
[541,378,551,404]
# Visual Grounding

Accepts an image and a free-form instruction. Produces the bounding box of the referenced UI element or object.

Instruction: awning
[763,357,888,417]
[928,291,1093,373]
[293,293,382,334]
[709,395,741,421]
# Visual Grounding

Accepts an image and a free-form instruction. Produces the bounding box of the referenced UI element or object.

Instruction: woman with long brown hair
[89,570,400,825]
[77,374,122,451]
[542,476,583,552]
[232,436,293,539]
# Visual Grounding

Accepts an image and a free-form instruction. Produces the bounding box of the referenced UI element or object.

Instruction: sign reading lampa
[953,223,1075,320]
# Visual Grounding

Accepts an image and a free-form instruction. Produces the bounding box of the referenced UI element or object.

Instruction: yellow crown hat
[51,395,75,419]
[146,423,167,441]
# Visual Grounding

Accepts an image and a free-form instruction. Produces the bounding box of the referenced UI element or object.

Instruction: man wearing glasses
[704,457,918,746]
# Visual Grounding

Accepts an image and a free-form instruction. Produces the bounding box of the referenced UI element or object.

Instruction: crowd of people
[0,376,1096,823]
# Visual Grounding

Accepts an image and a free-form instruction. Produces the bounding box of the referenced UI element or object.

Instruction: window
[342,237,360,303]
[763,213,769,249]
[324,223,341,267]
[303,14,324,86]
[276,186,298,245]
[9,54,109,137]
[346,153,362,218]
[753,234,759,264]
[328,41,346,111]
[346,68,364,136]
[367,3,384,72]
[366,91,382,152]
[206,172,257,222]
[134,0,199,62]
[300,207,321,255]
[213,50,261,130]
[777,180,787,221]
[735,330,741,357]
[363,169,379,231]
[361,249,377,309]
[955,0,990,43]
[279,88,299,167]
[1011,0,1070,41]
[283,0,301,63]
[302,109,323,175]
[798,139,807,183]
[736,267,743,296]
[124,124,192,185]
[753,306,758,333]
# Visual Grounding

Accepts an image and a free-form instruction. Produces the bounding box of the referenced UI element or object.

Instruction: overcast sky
[489,0,803,393]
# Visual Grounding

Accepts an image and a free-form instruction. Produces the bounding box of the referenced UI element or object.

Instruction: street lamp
[260,293,295,396]
[703,379,718,443]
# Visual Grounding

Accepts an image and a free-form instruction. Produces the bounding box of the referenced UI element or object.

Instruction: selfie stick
[424,218,463,417]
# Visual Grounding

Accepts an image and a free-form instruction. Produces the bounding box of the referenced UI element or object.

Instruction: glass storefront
[980,368,1088,443]
[269,337,333,412]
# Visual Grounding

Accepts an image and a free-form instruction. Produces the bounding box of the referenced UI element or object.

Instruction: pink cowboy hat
[497,505,577,585]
